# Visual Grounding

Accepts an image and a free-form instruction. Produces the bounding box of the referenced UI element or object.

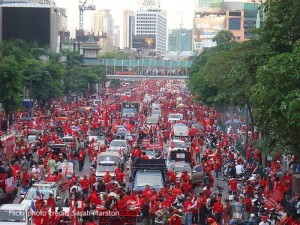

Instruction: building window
[229,11,241,17]
[229,18,241,30]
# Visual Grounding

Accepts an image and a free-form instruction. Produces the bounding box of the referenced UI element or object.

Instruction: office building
[113,26,120,50]
[91,9,114,37]
[0,0,67,52]
[132,0,167,55]
[168,29,193,52]
[123,10,134,50]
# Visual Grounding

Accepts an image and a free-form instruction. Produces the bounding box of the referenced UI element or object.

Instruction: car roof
[98,151,120,157]
[110,139,126,143]
[0,204,29,210]
[33,181,57,187]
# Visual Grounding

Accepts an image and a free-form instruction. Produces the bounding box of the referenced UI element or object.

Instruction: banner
[5,177,14,192]
[62,162,74,176]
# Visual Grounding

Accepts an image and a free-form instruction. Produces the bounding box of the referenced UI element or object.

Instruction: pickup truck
[131,159,167,192]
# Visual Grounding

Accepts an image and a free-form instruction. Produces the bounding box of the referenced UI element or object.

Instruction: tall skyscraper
[123,10,134,50]
[132,0,167,55]
[91,9,114,36]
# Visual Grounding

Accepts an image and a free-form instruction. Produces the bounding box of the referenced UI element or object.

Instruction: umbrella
[225,119,244,125]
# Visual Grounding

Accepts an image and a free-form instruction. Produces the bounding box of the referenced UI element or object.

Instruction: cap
[173,209,179,214]
[250,214,255,218]
[262,216,268,221]
[203,187,207,191]
[207,218,215,223]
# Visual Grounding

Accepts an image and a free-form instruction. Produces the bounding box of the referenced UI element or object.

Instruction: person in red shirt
[88,186,101,205]
[115,171,125,185]
[142,184,152,198]
[141,152,150,160]
[11,162,21,186]
[169,210,183,225]
[89,172,96,186]
[214,159,221,180]
[182,180,192,195]
[197,192,207,225]
[167,169,177,185]
[212,199,223,223]
[85,218,98,225]
[47,193,56,223]
[21,169,31,187]
[195,145,201,164]
[80,175,90,198]
[228,177,238,193]
[103,171,111,184]
[180,171,190,183]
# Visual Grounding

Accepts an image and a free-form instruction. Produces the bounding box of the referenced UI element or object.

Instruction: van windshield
[0,210,27,222]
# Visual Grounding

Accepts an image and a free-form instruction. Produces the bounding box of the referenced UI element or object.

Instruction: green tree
[251,44,300,154]
[259,0,300,53]
[212,30,234,47]
[0,55,24,114]
[98,51,130,59]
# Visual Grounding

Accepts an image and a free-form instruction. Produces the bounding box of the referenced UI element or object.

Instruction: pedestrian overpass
[83,58,193,79]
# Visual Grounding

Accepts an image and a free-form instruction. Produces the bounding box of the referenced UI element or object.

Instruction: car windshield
[169,114,182,119]
[136,173,162,187]
[122,108,137,117]
[169,164,191,173]
[146,117,159,124]
[25,189,53,200]
[98,155,119,164]
[110,141,126,147]
[28,136,36,142]
[174,142,186,148]
[144,150,156,157]
[97,164,116,172]
[63,137,73,143]
[0,210,27,222]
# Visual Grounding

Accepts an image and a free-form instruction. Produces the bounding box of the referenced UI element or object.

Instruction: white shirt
[235,164,245,175]
[259,222,269,225]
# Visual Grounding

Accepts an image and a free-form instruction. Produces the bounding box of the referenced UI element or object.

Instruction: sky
[56,0,195,38]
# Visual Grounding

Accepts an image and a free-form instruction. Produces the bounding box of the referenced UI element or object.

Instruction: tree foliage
[0,55,24,113]
[188,0,300,154]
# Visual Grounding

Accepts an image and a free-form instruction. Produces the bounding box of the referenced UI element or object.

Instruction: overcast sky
[56,0,195,37]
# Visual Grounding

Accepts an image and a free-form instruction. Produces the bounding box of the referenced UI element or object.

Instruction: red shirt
[228,178,238,191]
[80,178,89,190]
[212,201,223,213]
[170,214,183,225]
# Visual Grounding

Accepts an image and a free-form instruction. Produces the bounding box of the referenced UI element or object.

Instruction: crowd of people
[0,80,298,225]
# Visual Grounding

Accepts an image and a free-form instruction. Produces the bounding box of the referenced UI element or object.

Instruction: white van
[0,204,32,225]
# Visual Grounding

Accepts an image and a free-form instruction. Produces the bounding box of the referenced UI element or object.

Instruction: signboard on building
[193,16,225,42]
[132,35,156,49]
[139,0,160,10]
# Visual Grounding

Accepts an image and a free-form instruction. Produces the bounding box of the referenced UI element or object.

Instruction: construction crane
[79,0,96,30]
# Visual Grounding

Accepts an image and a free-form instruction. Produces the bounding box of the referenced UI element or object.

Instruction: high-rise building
[113,26,120,50]
[91,9,114,37]
[123,10,134,50]
[0,0,67,52]
[132,0,167,55]
[168,29,193,52]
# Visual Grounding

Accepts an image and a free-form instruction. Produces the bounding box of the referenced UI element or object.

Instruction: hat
[250,214,255,218]
[173,209,179,214]
[262,216,268,221]
[203,187,207,191]
[207,218,215,223]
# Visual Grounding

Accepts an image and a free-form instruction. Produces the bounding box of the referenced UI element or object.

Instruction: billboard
[132,35,156,49]
[2,7,51,48]
[193,16,225,42]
